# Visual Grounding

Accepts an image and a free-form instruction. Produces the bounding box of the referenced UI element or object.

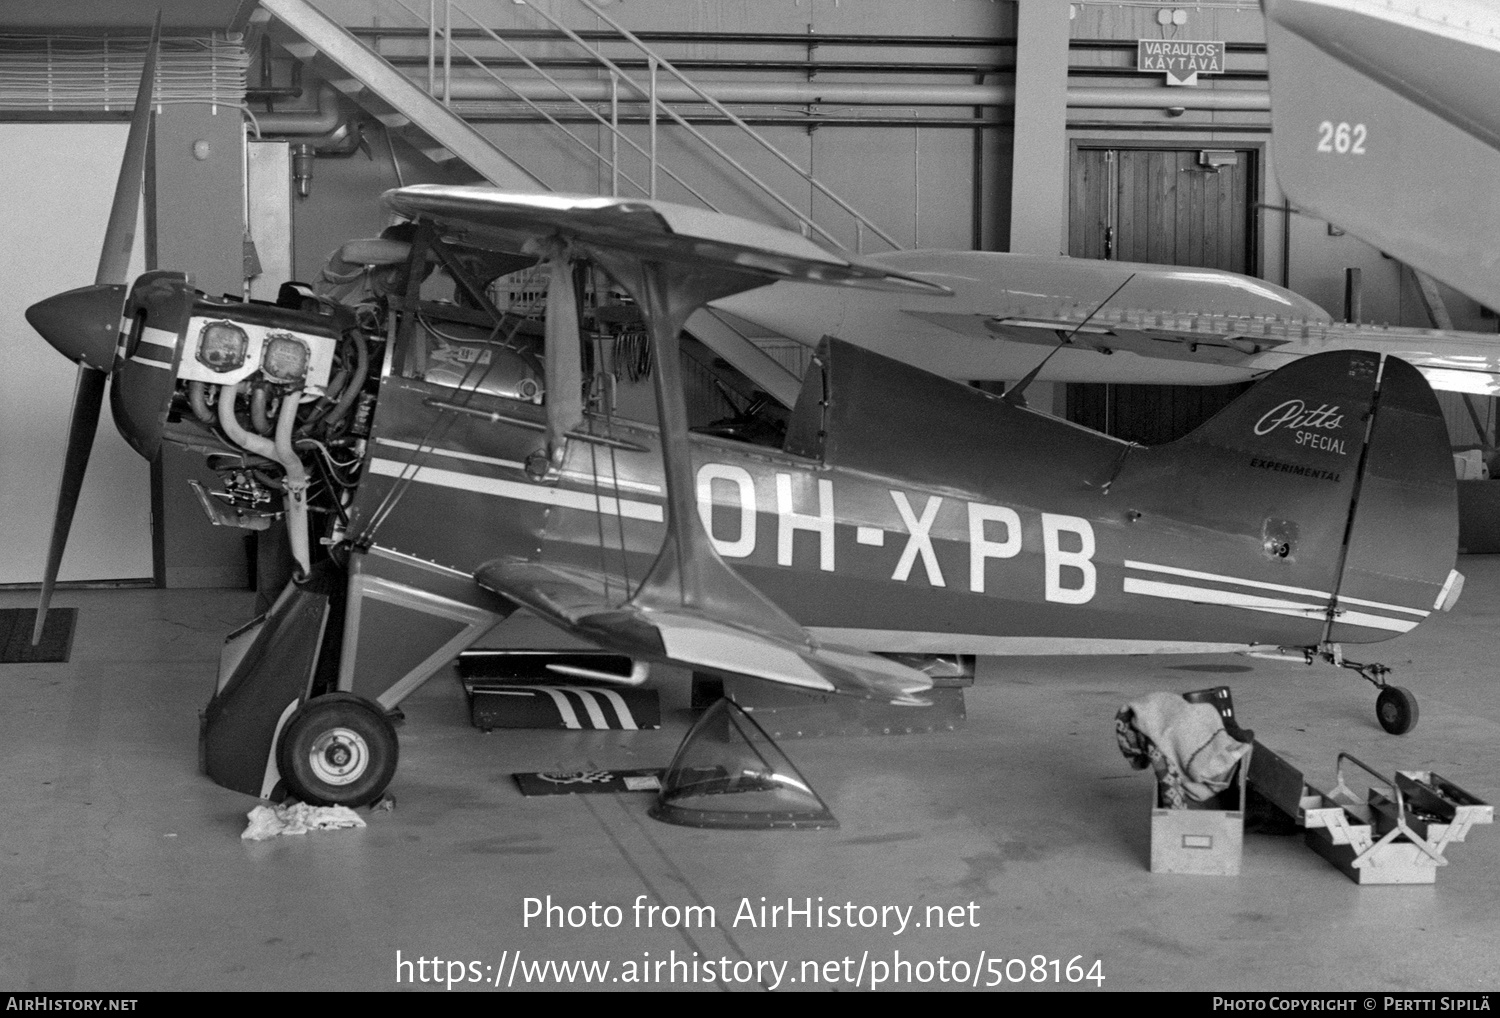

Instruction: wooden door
[1066,147,1259,445]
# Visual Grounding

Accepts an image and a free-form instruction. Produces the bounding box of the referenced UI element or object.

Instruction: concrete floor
[3,560,1499,993]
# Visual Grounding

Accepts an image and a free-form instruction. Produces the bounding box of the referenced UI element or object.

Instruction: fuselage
[350,338,1450,658]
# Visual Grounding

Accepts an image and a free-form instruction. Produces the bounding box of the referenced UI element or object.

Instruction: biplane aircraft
[23,24,1465,809]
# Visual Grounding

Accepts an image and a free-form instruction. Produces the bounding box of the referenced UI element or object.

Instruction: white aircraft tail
[1264,0,1500,310]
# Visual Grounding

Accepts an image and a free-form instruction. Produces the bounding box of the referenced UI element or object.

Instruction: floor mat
[0,608,77,664]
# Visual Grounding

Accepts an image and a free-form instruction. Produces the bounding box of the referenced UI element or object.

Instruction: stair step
[259,0,546,192]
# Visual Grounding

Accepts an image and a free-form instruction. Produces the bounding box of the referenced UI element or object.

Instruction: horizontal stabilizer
[475,560,932,705]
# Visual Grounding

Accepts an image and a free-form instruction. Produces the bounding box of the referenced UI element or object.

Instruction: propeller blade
[31,17,158,644]
[33,368,108,644]
[96,14,159,287]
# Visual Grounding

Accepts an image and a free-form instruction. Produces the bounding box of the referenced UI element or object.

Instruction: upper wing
[475,559,933,706]
[383,186,950,297]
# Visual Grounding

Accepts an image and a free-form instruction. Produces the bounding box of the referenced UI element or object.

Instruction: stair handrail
[389,0,659,201]
[389,0,897,252]
[564,0,903,252]
[337,0,901,252]
[435,0,724,210]
[513,0,895,252]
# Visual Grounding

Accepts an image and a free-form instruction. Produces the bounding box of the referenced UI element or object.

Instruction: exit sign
[1137,39,1226,87]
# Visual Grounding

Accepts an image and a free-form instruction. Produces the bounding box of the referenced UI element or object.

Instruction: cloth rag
[241,801,367,841]
[1116,691,1252,807]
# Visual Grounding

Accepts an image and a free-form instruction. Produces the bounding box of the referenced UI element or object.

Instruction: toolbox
[1248,745,1494,884]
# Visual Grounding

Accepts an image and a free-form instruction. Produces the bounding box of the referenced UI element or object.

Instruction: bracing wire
[359,287,542,544]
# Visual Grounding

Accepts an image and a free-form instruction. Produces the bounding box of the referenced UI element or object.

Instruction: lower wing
[474,559,933,706]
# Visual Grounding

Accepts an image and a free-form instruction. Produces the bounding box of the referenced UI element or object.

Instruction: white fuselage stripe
[368,458,664,522]
[808,627,1255,655]
[1123,559,1429,617]
[1122,577,1417,632]
[373,439,662,493]
[560,469,662,494]
[375,438,525,472]
[141,325,179,348]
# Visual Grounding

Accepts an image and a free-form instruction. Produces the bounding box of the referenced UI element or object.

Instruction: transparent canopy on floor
[651,697,838,830]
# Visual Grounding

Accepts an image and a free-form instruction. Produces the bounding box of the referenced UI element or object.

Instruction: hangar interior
[1,0,1497,993]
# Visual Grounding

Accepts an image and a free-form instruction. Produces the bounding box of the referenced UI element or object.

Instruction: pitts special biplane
[26,30,1462,809]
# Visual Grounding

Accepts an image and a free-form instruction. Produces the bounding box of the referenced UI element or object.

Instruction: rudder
[1332,355,1458,641]
[1178,349,1456,642]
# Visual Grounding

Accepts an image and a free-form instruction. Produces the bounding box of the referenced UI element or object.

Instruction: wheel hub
[307,727,369,786]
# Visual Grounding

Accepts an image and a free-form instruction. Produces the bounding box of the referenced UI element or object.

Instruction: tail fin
[1176,350,1456,642]
[1264,0,1500,310]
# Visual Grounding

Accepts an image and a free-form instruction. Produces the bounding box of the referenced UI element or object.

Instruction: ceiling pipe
[1068,87,1268,111]
[255,82,343,134]
[420,75,1270,110]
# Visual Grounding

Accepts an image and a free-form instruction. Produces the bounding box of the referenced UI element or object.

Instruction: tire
[1376,685,1419,735]
[277,693,399,807]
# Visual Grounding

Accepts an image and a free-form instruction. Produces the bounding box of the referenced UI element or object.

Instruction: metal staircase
[248,0,907,397]
[249,0,899,253]
[253,0,546,190]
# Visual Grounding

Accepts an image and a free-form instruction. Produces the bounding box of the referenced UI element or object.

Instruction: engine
[110,253,545,580]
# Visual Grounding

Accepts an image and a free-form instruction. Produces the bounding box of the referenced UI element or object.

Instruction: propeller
[26,15,160,644]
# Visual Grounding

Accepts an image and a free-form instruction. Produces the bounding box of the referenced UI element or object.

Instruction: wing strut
[589,250,806,637]
[1004,272,1135,408]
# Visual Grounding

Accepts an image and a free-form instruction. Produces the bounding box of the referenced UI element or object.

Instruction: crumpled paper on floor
[241,801,367,841]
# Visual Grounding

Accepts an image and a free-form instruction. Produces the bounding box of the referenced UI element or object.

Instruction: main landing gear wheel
[277,693,399,806]
[1375,685,1419,736]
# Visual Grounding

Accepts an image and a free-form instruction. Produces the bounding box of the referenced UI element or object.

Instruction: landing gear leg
[1320,646,1418,735]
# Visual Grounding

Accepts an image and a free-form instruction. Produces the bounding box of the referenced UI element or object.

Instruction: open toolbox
[1248,744,1494,884]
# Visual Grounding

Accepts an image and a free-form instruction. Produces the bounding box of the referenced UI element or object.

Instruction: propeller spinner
[28,16,159,644]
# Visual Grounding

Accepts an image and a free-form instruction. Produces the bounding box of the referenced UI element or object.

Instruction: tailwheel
[1375,685,1419,736]
[1316,648,1417,736]
[277,693,399,806]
